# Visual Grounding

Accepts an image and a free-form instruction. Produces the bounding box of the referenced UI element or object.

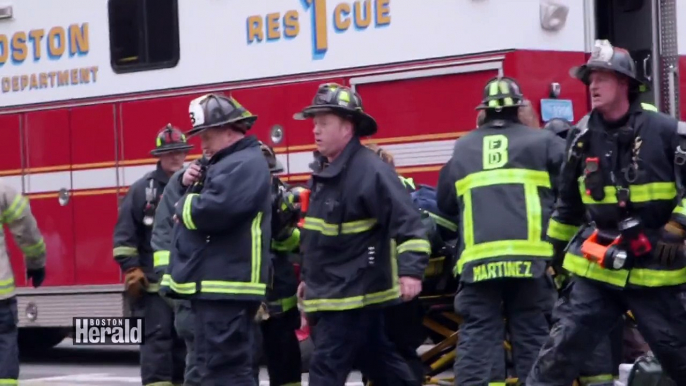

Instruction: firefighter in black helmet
[113,124,192,386]
[436,76,564,385]
[294,83,430,386]
[160,93,273,385]
[526,40,686,385]
[249,140,304,386]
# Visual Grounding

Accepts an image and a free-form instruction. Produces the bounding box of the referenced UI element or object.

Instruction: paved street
[19,338,365,385]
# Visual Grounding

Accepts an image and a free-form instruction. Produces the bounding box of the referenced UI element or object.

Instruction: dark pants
[309,307,420,386]
[132,292,186,385]
[527,277,686,386]
[363,299,425,385]
[192,299,260,386]
[0,297,18,384]
[260,308,302,386]
[454,277,553,386]
[552,279,622,386]
[173,299,200,386]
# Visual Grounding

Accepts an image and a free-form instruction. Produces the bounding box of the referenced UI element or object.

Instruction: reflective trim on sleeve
[563,252,686,287]
[1,194,27,224]
[454,168,553,275]
[21,238,46,258]
[397,239,431,255]
[399,176,416,191]
[302,217,377,236]
[251,212,263,284]
[578,179,677,205]
[546,219,579,242]
[113,246,138,257]
[153,251,170,267]
[425,212,458,232]
[0,277,15,297]
[271,228,300,252]
[0,379,18,385]
[160,274,171,287]
[182,193,199,230]
[161,274,196,295]
[673,198,686,217]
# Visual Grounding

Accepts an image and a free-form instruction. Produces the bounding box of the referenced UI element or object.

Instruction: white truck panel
[0,0,585,107]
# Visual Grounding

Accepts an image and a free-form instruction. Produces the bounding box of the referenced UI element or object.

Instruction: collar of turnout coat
[309,137,363,178]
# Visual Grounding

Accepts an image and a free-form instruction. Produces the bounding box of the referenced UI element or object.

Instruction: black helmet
[187,93,258,137]
[150,124,193,156]
[259,141,284,173]
[543,118,572,139]
[475,76,525,111]
[293,83,378,136]
[569,40,648,91]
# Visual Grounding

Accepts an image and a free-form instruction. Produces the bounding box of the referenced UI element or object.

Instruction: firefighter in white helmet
[113,124,192,386]
[527,39,686,385]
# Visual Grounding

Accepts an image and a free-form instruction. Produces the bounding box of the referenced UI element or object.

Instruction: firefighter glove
[27,267,45,288]
[656,221,686,265]
[124,267,148,299]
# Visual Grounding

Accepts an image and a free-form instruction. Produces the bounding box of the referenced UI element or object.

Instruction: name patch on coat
[472,261,532,282]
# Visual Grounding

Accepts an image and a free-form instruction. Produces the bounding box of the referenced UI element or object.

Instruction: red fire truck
[0,0,684,350]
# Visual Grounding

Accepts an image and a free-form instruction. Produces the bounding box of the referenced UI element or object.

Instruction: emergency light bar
[0,5,13,20]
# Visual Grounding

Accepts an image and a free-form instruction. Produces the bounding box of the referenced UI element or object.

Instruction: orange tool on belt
[581,229,621,267]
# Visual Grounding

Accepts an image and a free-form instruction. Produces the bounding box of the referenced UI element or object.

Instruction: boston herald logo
[72,317,144,345]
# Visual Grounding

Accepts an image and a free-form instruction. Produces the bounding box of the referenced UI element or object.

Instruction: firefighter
[526,40,686,385]
[152,151,210,386]
[293,83,430,386]
[113,124,191,386]
[362,144,429,385]
[545,102,660,386]
[436,76,564,386]
[0,181,46,385]
[161,93,272,385]
[255,141,303,386]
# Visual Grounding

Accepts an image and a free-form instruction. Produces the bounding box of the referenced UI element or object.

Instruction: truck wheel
[18,327,69,353]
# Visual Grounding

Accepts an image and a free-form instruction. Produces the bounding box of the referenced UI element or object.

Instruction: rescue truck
[0,0,684,351]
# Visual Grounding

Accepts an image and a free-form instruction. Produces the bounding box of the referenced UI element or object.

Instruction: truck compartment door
[23,109,76,287]
[71,104,121,286]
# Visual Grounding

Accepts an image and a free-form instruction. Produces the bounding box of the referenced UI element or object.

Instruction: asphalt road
[19,338,365,386]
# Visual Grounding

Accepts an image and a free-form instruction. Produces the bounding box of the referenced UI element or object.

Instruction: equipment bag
[410,184,460,243]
